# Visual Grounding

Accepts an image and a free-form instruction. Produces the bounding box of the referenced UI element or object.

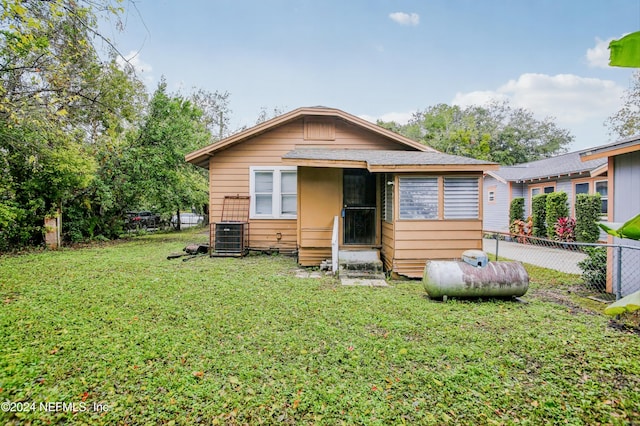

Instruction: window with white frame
[444,177,479,219]
[399,177,438,219]
[531,185,555,197]
[595,180,608,215]
[250,166,297,219]
[575,182,589,197]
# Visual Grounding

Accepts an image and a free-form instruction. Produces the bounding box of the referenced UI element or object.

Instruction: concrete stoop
[338,250,387,286]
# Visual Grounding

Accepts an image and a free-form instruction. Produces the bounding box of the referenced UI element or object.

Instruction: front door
[343,169,376,245]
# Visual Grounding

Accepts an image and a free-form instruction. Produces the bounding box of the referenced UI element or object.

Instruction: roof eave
[580,136,640,161]
[282,157,498,173]
[484,170,508,184]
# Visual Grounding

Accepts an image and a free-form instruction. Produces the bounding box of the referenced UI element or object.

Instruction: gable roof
[185,106,435,168]
[580,134,640,161]
[282,149,498,172]
[487,149,608,183]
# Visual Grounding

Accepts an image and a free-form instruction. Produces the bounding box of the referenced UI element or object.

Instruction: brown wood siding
[208,117,412,261]
[298,247,332,266]
[248,220,297,251]
[381,221,395,271]
[391,219,483,278]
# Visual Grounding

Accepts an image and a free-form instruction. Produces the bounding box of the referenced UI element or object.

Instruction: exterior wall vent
[304,117,335,141]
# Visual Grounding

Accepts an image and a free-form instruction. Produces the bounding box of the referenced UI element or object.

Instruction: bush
[509,197,524,224]
[554,217,576,242]
[575,193,601,243]
[578,247,607,291]
[509,216,532,243]
[546,192,568,238]
[531,194,547,238]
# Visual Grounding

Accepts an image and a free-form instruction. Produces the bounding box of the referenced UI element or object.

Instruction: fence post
[615,245,622,300]
[494,233,499,260]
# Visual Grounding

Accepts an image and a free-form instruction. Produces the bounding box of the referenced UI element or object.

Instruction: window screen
[399,177,438,219]
[444,177,479,219]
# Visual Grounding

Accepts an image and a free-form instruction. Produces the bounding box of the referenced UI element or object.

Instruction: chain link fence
[483,232,640,301]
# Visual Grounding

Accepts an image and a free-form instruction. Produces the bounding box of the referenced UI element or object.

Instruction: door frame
[342,169,378,246]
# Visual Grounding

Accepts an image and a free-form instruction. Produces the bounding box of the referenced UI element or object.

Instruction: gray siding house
[483,149,608,233]
[581,136,640,296]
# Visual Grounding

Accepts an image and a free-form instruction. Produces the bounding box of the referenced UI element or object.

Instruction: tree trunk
[176,208,181,231]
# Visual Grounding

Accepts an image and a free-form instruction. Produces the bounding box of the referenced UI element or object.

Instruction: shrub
[554,217,576,242]
[531,194,547,238]
[575,193,601,243]
[510,216,532,243]
[578,247,607,291]
[509,197,524,224]
[546,192,568,238]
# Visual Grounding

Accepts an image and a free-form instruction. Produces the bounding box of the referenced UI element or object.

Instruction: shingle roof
[282,149,498,172]
[283,149,496,166]
[491,149,607,182]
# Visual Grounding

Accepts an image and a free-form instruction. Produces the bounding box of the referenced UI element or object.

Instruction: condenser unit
[210,195,250,257]
[212,222,248,256]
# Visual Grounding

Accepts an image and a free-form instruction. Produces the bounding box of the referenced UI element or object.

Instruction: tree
[382,100,573,165]
[190,88,233,141]
[255,106,286,124]
[606,71,640,138]
[123,79,210,229]
[0,0,147,248]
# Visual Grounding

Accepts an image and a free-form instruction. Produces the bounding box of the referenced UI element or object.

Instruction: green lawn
[1,231,639,425]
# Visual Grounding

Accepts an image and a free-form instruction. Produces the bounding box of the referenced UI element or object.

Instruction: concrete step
[338,250,385,280]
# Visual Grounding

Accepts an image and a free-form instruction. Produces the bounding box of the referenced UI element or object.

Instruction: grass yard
[1,231,639,425]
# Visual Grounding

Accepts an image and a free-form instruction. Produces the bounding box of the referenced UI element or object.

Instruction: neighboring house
[483,149,608,233]
[581,135,640,296]
[186,106,498,278]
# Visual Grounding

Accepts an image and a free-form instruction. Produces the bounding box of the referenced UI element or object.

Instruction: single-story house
[186,106,498,278]
[581,135,640,297]
[483,149,608,233]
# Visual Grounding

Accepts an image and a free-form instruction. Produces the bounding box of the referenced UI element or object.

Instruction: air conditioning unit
[212,222,248,256]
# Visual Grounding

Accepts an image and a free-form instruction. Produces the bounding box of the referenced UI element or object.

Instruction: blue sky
[107,0,640,151]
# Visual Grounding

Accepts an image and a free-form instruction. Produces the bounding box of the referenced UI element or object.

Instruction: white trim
[485,170,507,184]
[249,166,298,219]
[595,179,608,216]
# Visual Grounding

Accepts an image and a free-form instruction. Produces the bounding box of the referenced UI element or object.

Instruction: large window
[399,177,438,219]
[595,180,608,215]
[444,177,479,219]
[250,167,297,219]
[531,185,555,197]
[575,182,589,196]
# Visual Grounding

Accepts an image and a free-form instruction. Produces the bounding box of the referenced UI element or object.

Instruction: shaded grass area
[1,231,639,425]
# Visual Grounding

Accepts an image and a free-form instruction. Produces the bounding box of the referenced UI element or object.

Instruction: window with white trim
[250,166,297,219]
[595,180,608,215]
[399,177,438,219]
[575,182,589,198]
[444,177,479,219]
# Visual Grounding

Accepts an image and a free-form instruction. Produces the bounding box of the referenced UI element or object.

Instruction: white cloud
[360,111,414,125]
[452,73,623,123]
[586,37,613,68]
[389,12,420,26]
[116,50,154,84]
[452,73,625,149]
